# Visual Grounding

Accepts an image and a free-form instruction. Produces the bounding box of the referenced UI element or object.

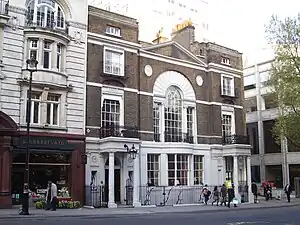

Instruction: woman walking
[212,186,220,206]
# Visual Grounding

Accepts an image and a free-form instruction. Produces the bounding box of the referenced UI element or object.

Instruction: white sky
[88,0,300,65]
[208,0,300,65]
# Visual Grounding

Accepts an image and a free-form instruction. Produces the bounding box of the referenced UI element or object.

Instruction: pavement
[0,204,300,225]
[0,197,300,220]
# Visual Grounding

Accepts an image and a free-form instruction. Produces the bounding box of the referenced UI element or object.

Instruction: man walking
[45,181,58,211]
[284,183,292,203]
[251,182,258,203]
[220,184,227,206]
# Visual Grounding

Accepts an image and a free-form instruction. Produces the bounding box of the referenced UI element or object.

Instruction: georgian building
[0,0,87,208]
[85,6,252,208]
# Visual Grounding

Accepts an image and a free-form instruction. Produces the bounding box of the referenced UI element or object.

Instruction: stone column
[108,152,117,208]
[247,156,254,203]
[233,156,239,195]
[133,153,141,207]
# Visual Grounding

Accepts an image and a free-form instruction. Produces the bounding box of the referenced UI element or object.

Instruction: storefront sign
[12,136,75,151]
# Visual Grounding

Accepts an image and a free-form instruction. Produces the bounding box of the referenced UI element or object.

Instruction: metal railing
[84,185,107,208]
[222,135,249,145]
[100,125,140,139]
[164,132,194,143]
[25,19,69,35]
[0,0,8,15]
[139,185,217,206]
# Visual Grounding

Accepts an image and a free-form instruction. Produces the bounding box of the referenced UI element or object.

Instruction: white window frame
[221,106,235,136]
[43,40,52,69]
[101,91,124,127]
[221,74,235,97]
[105,26,121,37]
[221,56,231,65]
[28,0,66,29]
[46,94,60,126]
[193,155,204,185]
[29,39,38,60]
[167,154,189,186]
[147,154,160,186]
[27,92,42,125]
[56,43,62,71]
[103,46,125,76]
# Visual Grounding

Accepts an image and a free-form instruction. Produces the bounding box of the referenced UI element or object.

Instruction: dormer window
[26,0,65,30]
[105,26,121,37]
[221,56,231,65]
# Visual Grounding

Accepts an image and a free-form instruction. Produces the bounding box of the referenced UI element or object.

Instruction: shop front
[5,132,85,208]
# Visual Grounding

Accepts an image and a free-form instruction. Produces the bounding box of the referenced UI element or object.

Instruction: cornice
[8,5,26,15]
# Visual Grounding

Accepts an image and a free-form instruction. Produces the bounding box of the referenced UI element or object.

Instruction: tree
[265,14,300,149]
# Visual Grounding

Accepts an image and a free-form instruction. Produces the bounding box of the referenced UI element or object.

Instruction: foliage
[35,199,81,209]
[265,14,300,148]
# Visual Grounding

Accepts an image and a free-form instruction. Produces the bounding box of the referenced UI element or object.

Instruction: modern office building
[0,0,87,208]
[85,6,252,208]
[244,59,300,189]
[89,0,210,42]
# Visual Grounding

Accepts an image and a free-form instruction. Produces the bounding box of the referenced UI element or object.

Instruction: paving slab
[1,199,300,219]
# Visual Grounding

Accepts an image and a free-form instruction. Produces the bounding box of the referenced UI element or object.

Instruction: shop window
[194,155,204,185]
[147,154,160,186]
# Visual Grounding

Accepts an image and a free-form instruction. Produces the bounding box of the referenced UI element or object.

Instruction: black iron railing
[222,135,249,145]
[25,19,69,35]
[100,125,139,139]
[139,185,216,206]
[0,0,9,15]
[84,185,107,208]
[164,132,194,143]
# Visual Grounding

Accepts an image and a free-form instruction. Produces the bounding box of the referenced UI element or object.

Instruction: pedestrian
[211,186,220,206]
[220,184,227,206]
[284,183,292,203]
[201,185,211,205]
[45,181,58,211]
[251,182,258,203]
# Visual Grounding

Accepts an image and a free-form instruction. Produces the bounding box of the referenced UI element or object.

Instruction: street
[0,206,299,225]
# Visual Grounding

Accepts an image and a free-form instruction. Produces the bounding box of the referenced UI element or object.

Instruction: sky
[208,0,300,66]
[88,0,300,66]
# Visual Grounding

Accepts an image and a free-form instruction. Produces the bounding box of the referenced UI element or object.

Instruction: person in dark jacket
[284,183,292,203]
[220,184,227,206]
[251,182,258,203]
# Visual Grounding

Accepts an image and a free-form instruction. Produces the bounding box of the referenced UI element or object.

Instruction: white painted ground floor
[85,137,254,208]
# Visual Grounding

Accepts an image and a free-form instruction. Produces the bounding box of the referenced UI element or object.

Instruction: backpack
[207,190,211,196]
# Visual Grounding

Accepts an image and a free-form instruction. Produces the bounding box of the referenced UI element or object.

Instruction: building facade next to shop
[244,60,300,189]
[85,6,252,208]
[0,0,87,208]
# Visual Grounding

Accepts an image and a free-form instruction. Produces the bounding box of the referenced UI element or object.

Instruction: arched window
[27,0,65,29]
[164,86,182,142]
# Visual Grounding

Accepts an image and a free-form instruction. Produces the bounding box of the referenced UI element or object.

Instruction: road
[0,206,299,225]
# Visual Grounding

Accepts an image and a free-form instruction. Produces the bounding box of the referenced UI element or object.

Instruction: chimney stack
[171,19,195,50]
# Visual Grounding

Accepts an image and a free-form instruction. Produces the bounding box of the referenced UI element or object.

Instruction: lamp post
[124,144,138,160]
[19,56,38,215]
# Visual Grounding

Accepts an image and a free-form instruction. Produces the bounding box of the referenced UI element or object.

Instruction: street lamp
[19,56,38,215]
[124,144,138,160]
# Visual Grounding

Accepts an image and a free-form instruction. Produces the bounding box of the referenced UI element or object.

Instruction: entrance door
[104,169,121,203]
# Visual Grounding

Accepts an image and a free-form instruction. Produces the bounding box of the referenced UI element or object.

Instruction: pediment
[142,41,206,66]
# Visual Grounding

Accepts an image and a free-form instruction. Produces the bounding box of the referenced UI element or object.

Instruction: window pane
[53,104,58,125]
[43,51,50,68]
[46,103,51,124]
[33,102,39,123]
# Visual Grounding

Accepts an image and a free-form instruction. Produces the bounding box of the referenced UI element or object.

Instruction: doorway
[104,156,122,204]
[105,169,121,203]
